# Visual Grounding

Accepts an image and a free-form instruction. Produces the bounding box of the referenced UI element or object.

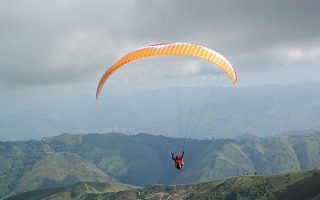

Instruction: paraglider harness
[171,151,184,170]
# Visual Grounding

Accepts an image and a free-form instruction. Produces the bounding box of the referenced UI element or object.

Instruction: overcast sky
[0,0,319,108]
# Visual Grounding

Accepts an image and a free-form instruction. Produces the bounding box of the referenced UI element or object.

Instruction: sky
[0,0,320,139]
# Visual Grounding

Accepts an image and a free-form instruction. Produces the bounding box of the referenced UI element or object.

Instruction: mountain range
[1,132,320,198]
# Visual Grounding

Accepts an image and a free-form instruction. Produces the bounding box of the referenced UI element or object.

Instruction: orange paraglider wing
[96,42,237,99]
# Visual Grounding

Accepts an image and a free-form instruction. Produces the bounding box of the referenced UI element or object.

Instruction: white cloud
[277,46,320,64]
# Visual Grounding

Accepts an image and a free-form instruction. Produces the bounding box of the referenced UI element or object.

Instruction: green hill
[0,140,46,198]
[9,152,116,197]
[5,169,320,200]
[4,181,137,200]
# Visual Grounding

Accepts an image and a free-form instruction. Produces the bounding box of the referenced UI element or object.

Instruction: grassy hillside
[5,169,320,200]
[4,181,137,200]
[280,171,320,200]
[9,152,115,196]
[46,133,165,185]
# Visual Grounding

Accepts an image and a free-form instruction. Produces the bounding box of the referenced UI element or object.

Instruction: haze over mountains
[1,132,320,198]
[1,83,320,141]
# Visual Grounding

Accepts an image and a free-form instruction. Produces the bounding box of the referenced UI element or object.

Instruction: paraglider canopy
[96,42,237,99]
